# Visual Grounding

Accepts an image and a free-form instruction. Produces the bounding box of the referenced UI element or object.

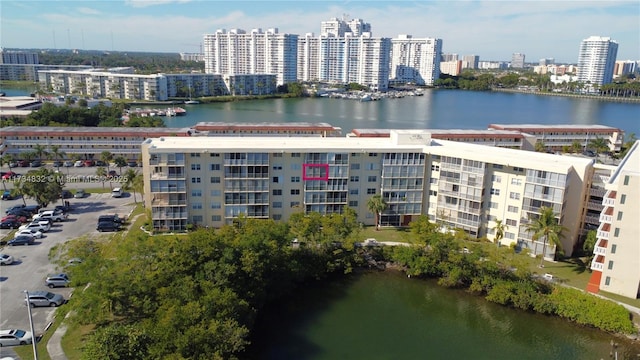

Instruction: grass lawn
[359,226,413,243]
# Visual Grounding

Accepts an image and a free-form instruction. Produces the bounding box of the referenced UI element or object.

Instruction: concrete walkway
[47,323,68,360]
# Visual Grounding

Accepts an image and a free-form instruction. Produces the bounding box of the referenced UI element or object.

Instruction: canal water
[248,271,640,360]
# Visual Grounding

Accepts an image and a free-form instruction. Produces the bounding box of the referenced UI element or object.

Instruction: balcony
[152,199,187,206]
[584,214,600,225]
[602,190,616,206]
[589,187,606,197]
[151,172,185,180]
[590,255,605,271]
[599,206,614,223]
[586,201,604,212]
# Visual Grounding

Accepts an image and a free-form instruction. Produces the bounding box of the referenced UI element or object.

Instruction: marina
[125,106,186,117]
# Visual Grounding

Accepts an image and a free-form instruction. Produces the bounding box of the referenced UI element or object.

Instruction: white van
[111,187,123,198]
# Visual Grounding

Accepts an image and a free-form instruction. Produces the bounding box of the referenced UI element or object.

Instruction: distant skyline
[2,1,638,63]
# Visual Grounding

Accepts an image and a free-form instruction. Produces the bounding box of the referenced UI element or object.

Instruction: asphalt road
[0,191,137,355]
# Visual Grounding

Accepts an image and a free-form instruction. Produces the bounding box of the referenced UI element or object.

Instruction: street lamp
[23,290,39,360]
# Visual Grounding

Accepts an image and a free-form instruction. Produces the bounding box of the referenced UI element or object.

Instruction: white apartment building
[141,130,593,259]
[203,28,298,86]
[0,49,39,64]
[511,53,526,68]
[488,124,624,153]
[461,55,479,70]
[390,35,442,86]
[179,52,204,62]
[614,60,636,77]
[297,33,391,91]
[321,17,371,37]
[587,141,640,299]
[577,36,618,86]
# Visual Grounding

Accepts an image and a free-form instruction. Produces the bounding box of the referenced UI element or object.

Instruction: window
[210,164,220,171]
[210,177,220,184]
[349,201,358,207]
[211,202,221,209]
[367,188,376,195]
[620,194,626,204]
[623,175,630,185]
[191,177,201,183]
[490,188,500,195]
[604,276,611,286]
[350,189,359,195]
[614,228,620,237]
[272,165,283,170]
[505,232,515,239]
[273,214,282,220]
[490,202,498,209]
[507,205,519,213]
[350,163,360,170]
[273,153,283,158]
[211,190,221,197]
[509,192,520,200]
[191,164,201,170]
[210,153,220,157]
[273,177,280,183]
[272,189,282,196]
[190,153,201,158]
[616,211,623,221]
[291,189,300,195]
[191,190,202,197]
[366,163,377,170]
[291,176,301,183]
[291,164,301,170]
[290,201,300,207]
[492,164,503,169]
[212,215,221,221]
[608,261,614,270]
[350,176,359,182]
[511,178,522,185]
[611,244,617,254]
[431,165,440,171]
[513,167,524,172]
[429,190,437,196]
[273,202,282,208]
[492,175,501,183]
[192,203,202,209]
[368,175,377,182]
[192,215,203,223]
[291,153,301,158]
[368,153,378,157]
[506,219,517,226]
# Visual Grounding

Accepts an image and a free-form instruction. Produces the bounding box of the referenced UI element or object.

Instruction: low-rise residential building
[488,124,624,153]
[141,130,593,260]
[192,122,342,137]
[587,141,640,298]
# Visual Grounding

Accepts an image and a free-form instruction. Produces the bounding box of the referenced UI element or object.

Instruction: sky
[1,0,638,63]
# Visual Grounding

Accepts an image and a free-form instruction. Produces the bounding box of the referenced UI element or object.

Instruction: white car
[0,254,14,265]
[16,228,44,239]
[0,329,33,346]
[18,222,49,233]
[33,210,67,222]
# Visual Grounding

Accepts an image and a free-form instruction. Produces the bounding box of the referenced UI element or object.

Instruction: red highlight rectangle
[302,164,329,181]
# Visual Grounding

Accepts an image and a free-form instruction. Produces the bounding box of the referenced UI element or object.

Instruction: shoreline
[490,87,640,103]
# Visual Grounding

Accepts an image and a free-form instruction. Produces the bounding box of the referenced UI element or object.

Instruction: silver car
[0,329,33,346]
[45,273,70,288]
[26,291,65,307]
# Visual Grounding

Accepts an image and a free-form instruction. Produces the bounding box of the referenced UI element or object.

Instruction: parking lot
[0,189,137,354]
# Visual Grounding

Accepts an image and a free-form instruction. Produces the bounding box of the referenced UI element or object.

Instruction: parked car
[95,160,106,167]
[0,219,21,229]
[84,160,95,167]
[22,205,41,214]
[2,215,28,223]
[16,228,44,239]
[1,190,14,200]
[0,254,14,265]
[97,221,120,232]
[29,160,42,167]
[5,204,26,213]
[60,190,73,199]
[0,329,33,346]
[8,235,35,246]
[45,273,70,288]
[111,187,123,198]
[17,160,29,167]
[127,161,138,167]
[33,209,67,222]
[18,222,49,233]
[98,214,123,224]
[108,170,118,178]
[26,291,65,307]
[74,189,86,198]
[9,160,19,168]
[63,161,74,167]
[74,160,84,167]
[54,204,71,213]
[1,171,17,180]
[52,160,63,167]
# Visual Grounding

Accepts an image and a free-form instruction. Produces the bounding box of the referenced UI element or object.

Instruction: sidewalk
[46,323,68,360]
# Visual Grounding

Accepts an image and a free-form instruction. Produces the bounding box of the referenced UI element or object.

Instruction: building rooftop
[0,126,192,136]
[193,122,341,132]
[489,124,622,132]
[351,128,527,138]
[0,96,41,110]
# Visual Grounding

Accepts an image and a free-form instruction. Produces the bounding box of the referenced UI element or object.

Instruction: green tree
[492,219,508,247]
[49,145,66,171]
[33,143,49,161]
[367,194,387,231]
[571,140,583,154]
[582,230,597,266]
[19,168,65,207]
[534,141,546,153]
[0,154,13,171]
[96,166,108,189]
[100,150,113,169]
[588,137,609,157]
[124,168,141,203]
[82,324,151,360]
[525,206,566,267]
[114,156,127,175]
[21,151,37,163]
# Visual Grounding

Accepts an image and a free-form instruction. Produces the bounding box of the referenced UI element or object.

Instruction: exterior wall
[222,74,277,96]
[0,50,39,64]
[440,61,462,76]
[577,36,618,86]
[511,53,526,68]
[1,64,92,82]
[590,141,640,298]
[142,133,593,259]
[390,35,442,86]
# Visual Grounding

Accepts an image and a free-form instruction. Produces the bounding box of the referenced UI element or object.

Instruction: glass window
[623,175,629,185]
[273,202,282,208]
[191,164,201,170]
[291,176,301,183]
[607,261,614,270]
[210,164,220,171]
[611,244,617,254]
[291,189,300,195]
[212,215,221,221]
[616,211,623,221]
[604,276,610,286]
[367,188,376,195]
[191,177,201,183]
[620,194,626,204]
[368,175,377,182]
[613,228,620,237]
[349,201,358,207]
[273,189,282,196]
[350,163,360,170]
[210,177,220,184]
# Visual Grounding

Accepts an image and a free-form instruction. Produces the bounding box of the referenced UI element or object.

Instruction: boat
[184,100,200,105]
[360,94,372,102]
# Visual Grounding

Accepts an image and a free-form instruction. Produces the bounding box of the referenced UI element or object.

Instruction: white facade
[390,35,442,86]
[511,53,526,68]
[203,28,298,86]
[577,36,618,86]
[461,55,479,70]
[142,131,593,259]
[321,17,371,37]
[0,49,38,64]
[589,141,640,298]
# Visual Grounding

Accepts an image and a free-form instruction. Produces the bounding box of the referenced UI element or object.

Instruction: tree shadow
[564,257,588,274]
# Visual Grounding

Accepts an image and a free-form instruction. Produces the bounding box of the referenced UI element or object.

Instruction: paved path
[47,322,68,360]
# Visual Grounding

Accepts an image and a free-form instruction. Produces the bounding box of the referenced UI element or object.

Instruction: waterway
[249,271,640,360]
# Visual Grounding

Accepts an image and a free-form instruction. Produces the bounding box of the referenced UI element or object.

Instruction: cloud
[77,7,101,15]
[124,0,192,8]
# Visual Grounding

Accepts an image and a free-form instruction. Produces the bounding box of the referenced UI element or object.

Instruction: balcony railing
[586,201,604,211]
[152,199,187,206]
[584,215,600,225]
[599,214,612,223]
[594,246,607,255]
[589,187,606,197]
[590,261,604,271]
[597,230,610,239]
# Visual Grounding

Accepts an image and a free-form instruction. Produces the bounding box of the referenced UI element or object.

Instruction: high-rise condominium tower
[577,36,618,86]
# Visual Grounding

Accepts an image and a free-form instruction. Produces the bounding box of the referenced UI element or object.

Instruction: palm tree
[588,137,609,157]
[100,150,113,170]
[571,140,583,154]
[124,168,140,203]
[525,206,566,267]
[96,166,107,189]
[49,145,66,171]
[492,219,508,247]
[22,151,37,163]
[367,194,387,231]
[114,156,127,175]
[534,141,546,153]
[33,144,48,161]
[0,154,13,171]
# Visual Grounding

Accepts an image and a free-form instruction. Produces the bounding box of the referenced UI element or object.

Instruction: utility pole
[23,290,39,360]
